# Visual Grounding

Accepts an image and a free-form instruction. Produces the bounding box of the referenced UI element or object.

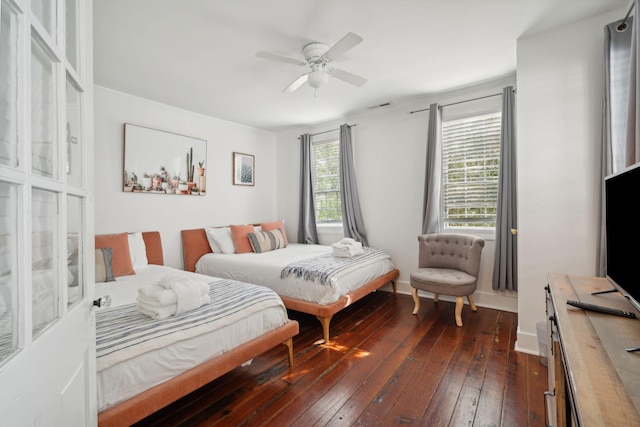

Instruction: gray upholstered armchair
[410,233,485,326]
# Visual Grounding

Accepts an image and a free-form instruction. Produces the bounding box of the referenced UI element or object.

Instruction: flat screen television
[605,161,640,312]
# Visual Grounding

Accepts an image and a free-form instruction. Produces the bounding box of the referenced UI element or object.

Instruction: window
[312,138,342,224]
[441,112,501,230]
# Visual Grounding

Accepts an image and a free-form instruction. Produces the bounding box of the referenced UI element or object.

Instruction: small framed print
[233,152,255,186]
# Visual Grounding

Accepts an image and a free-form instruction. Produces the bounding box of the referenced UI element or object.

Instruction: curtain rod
[617,1,635,32]
[298,123,358,139]
[409,91,515,115]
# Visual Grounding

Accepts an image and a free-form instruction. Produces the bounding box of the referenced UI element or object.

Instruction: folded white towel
[332,238,364,257]
[137,294,210,320]
[333,246,364,258]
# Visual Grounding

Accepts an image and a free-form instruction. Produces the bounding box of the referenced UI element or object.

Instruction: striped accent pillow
[95,248,116,283]
[247,229,286,253]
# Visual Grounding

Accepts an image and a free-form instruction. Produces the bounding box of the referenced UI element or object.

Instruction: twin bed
[181,227,399,343]
[95,232,298,427]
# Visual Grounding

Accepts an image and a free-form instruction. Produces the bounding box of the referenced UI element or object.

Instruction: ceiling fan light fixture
[308,69,329,89]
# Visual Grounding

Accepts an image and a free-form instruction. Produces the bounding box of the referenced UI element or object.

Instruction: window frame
[311,134,343,227]
[440,101,502,240]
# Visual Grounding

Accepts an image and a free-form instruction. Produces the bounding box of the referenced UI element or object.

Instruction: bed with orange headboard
[95,231,298,427]
[181,226,399,344]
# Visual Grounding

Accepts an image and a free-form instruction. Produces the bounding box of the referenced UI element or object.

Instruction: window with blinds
[441,112,501,229]
[312,139,342,224]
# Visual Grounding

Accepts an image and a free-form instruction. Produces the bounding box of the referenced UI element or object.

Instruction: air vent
[367,102,392,110]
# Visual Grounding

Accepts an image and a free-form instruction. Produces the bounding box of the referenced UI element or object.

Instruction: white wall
[94,87,277,268]
[275,76,518,314]
[515,9,623,353]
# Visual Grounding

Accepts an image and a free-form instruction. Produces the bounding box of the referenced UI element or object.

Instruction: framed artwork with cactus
[122,123,207,195]
[233,152,255,186]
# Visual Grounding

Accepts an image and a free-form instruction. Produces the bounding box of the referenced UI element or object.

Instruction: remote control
[566,300,636,318]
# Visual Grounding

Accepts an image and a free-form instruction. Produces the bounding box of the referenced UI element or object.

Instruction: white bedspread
[96,265,288,412]
[195,243,396,305]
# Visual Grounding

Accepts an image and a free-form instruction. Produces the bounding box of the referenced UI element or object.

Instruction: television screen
[605,162,640,312]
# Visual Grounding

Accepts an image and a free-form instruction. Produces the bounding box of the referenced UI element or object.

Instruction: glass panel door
[0,182,18,364]
[0,2,19,168]
[31,39,58,179]
[66,77,82,185]
[66,194,82,307]
[31,188,59,337]
[31,0,56,40]
[65,0,78,71]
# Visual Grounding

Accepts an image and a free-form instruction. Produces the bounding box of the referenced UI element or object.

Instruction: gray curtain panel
[339,124,368,246]
[492,86,517,292]
[421,103,441,234]
[627,3,640,166]
[597,16,633,276]
[298,133,319,244]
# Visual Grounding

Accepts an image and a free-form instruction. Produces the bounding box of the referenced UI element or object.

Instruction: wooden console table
[545,273,640,426]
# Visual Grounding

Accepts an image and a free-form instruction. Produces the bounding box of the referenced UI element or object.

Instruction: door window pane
[66,195,82,307]
[31,0,56,40]
[65,0,78,71]
[32,188,59,336]
[65,77,82,185]
[31,39,57,179]
[0,2,20,168]
[0,182,18,365]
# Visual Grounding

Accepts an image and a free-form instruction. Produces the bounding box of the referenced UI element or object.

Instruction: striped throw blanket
[280,247,391,286]
[96,279,285,372]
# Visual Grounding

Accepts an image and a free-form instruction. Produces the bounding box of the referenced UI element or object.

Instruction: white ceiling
[94,0,629,133]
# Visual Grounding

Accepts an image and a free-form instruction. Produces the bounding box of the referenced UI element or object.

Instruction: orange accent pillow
[230,224,255,254]
[260,221,288,246]
[95,232,136,277]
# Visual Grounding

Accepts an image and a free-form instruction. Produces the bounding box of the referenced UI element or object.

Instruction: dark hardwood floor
[135,291,547,426]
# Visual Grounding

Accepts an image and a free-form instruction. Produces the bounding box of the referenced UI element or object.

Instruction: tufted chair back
[417,233,485,279]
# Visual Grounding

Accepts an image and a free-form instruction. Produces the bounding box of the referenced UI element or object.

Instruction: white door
[0,0,95,425]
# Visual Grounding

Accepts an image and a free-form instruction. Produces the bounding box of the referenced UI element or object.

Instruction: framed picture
[233,152,255,186]
[123,123,207,195]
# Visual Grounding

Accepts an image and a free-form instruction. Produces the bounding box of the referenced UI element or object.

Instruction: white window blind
[442,112,501,229]
[312,139,342,224]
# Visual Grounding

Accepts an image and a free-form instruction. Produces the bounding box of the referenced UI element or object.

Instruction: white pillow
[205,227,236,254]
[128,232,148,271]
[205,227,222,253]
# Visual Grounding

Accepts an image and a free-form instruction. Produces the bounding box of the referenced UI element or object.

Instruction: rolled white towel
[158,275,210,295]
[137,294,210,319]
[138,283,178,305]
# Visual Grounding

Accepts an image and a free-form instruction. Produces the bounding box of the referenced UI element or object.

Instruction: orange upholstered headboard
[181,228,211,272]
[141,231,164,265]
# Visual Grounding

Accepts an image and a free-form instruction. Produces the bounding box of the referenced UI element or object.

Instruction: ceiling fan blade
[283,74,308,93]
[323,32,363,62]
[330,68,367,87]
[255,51,307,66]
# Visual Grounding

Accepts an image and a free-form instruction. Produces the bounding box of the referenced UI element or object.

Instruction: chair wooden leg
[467,294,477,311]
[455,296,464,327]
[411,288,420,314]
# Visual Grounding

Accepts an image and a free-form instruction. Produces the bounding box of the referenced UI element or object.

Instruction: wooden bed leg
[391,280,397,293]
[316,316,332,343]
[282,338,294,367]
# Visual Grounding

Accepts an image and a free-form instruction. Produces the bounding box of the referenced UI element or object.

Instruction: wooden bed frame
[180,228,399,343]
[97,231,299,427]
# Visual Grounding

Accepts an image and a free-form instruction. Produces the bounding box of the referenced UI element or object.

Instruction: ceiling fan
[255,32,368,95]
